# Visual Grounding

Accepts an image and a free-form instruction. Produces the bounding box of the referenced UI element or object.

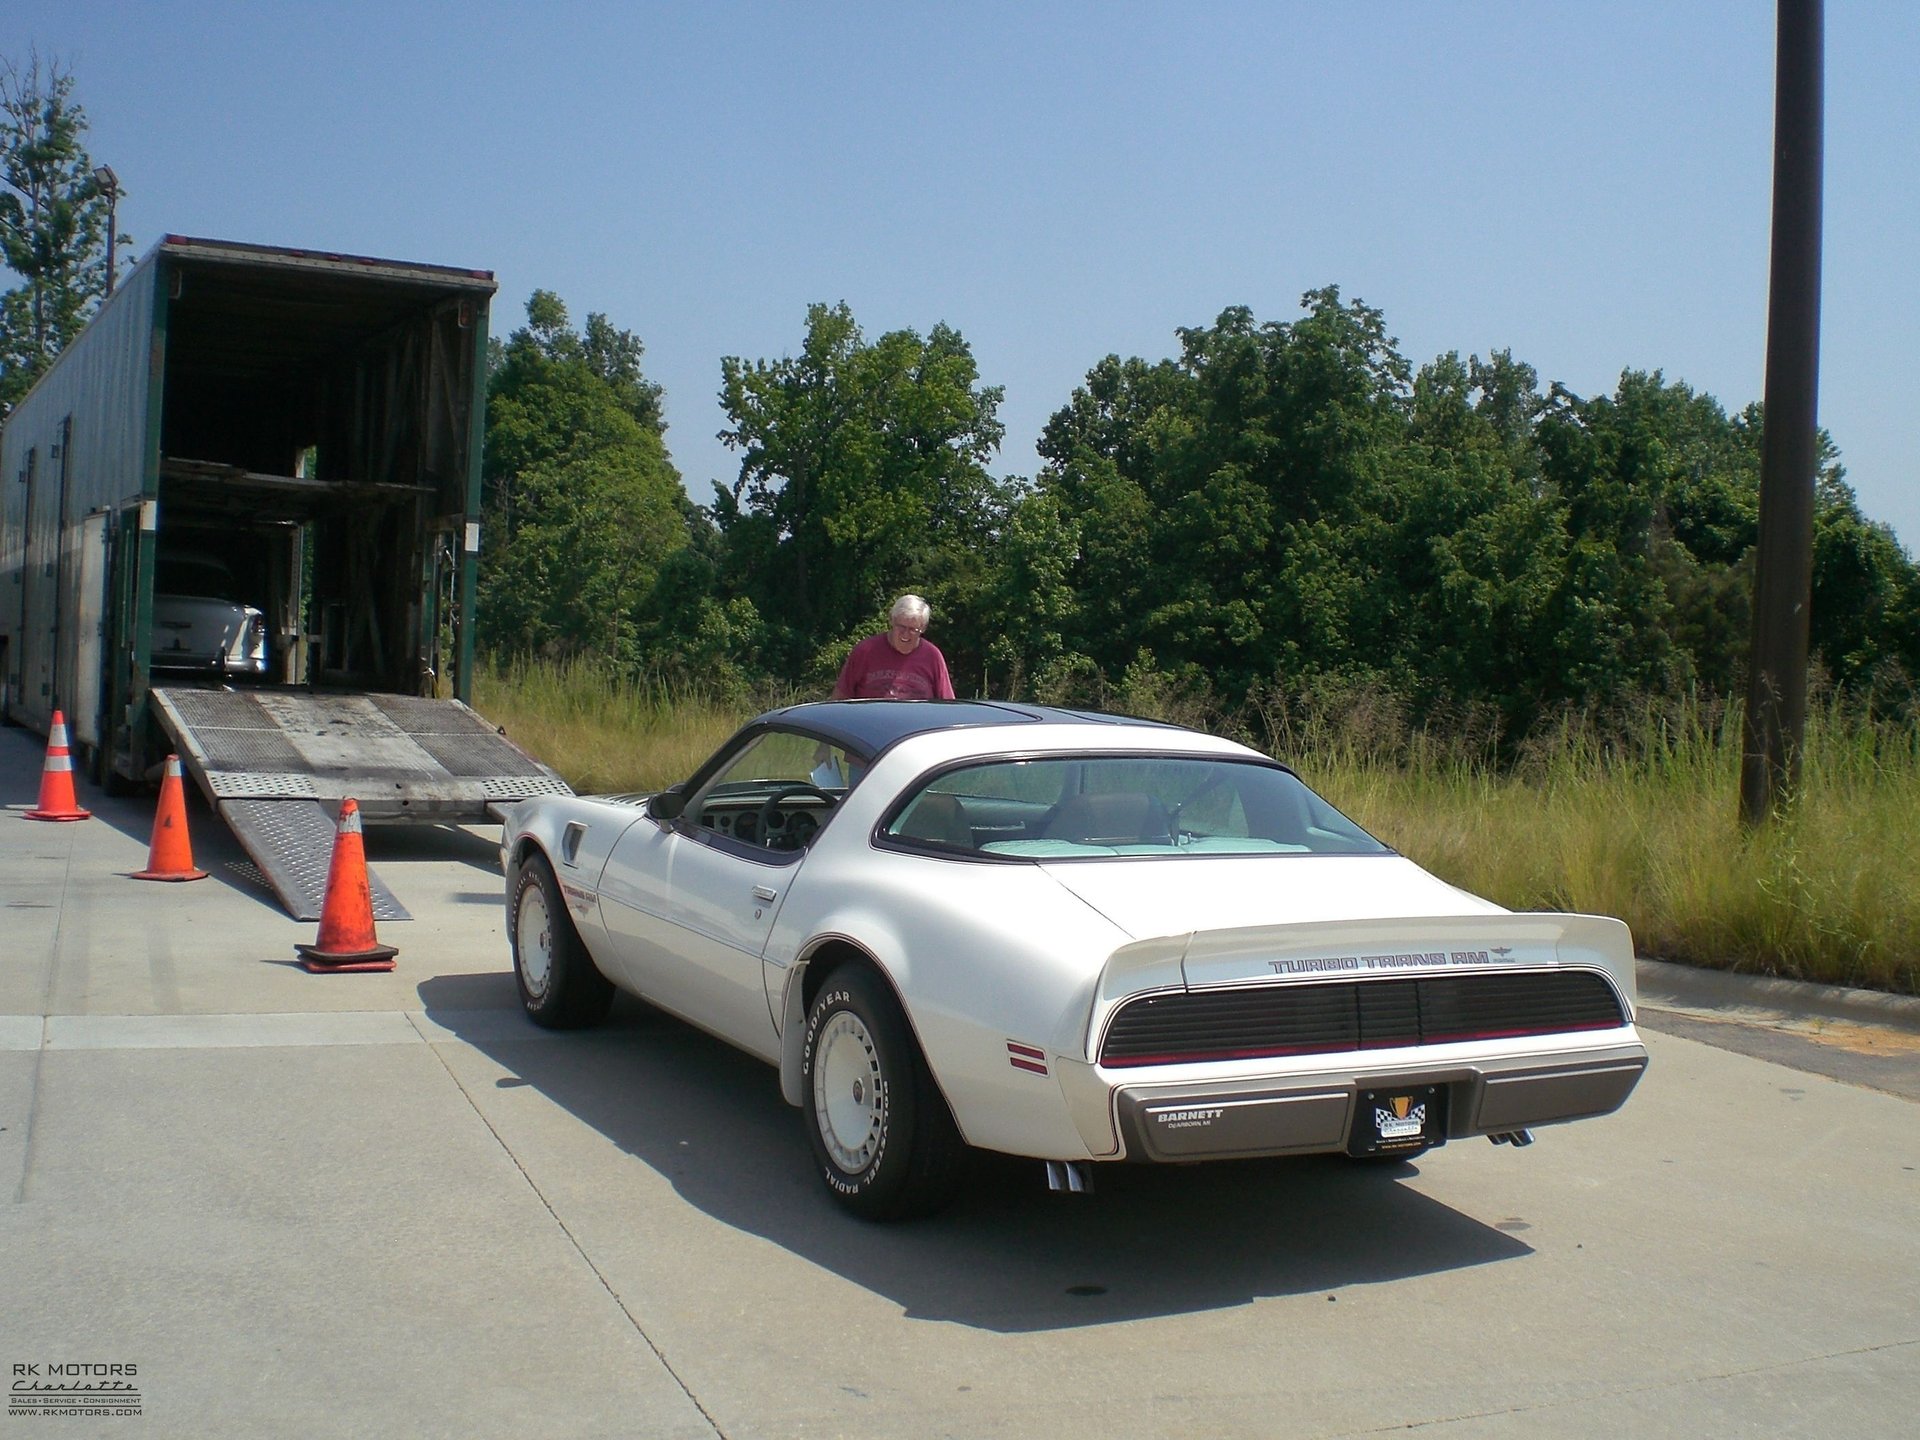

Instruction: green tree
[1531,374,1690,703]
[1386,351,1569,728]
[0,53,119,417]
[716,301,1008,684]
[1010,291,1920,738]
[628,495,767,697]
[1031,290,1417,700]
[478,292,687,664]
[982,487,1082,696]
[1806,468,1920,699]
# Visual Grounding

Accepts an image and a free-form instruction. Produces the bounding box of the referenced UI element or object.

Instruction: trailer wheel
[96,748,135,797]
[87,744,108,790]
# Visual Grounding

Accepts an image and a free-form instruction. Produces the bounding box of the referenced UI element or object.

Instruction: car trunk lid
[1039,854,1502,942]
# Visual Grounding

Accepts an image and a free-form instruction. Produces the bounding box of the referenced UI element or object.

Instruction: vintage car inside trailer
[1,236,570,918]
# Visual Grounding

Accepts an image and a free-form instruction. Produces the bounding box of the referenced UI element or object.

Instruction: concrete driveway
[2,719,1915,1438]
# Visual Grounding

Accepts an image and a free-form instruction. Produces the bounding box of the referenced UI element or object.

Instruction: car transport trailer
[1,236,569,918]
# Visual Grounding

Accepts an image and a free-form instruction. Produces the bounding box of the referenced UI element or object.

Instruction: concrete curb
[1637,955,1920,1034]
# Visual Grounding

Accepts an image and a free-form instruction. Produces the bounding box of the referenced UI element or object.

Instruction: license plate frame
[1348,1083,1448,1157]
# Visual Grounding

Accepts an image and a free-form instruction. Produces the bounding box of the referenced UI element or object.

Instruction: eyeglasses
[891,622,924,637]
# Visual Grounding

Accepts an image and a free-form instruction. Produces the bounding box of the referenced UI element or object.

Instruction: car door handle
[751,885,780,903]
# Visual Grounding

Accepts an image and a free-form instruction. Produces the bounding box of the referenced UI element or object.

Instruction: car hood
[1036,853,1502,941]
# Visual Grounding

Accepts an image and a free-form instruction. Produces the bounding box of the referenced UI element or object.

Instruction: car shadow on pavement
[420,977,1532,1334]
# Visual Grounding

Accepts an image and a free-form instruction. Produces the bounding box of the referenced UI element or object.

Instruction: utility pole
[1740,0,1824,827]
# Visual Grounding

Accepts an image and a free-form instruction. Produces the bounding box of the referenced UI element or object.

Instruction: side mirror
[645,785,687,821]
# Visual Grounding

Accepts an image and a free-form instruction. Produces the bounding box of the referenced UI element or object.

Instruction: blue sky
[9,2,1916,548]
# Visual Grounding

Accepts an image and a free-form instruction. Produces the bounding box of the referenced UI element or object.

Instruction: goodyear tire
[801,966,967,1221]
[511,853,614,1029]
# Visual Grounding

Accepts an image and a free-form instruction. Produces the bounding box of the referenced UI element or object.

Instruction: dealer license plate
[1348,1084,1447,1157]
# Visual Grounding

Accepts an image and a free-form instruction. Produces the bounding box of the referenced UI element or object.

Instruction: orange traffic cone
[26,710,92,822]
[132,754,208,882]
[295,797,398,973]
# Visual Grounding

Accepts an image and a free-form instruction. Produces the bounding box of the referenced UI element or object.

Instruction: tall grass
[475,661,1920,995]
[1307,698,1920,996]
[473,657,753,795]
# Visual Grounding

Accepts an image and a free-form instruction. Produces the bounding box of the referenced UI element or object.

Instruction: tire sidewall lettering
[803,984,892,1195]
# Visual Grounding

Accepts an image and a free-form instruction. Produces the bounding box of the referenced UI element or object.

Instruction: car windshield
[882,755,1391,859]
[692,730,862,801]
[677,727,863,853]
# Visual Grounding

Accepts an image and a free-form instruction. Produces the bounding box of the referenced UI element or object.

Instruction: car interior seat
[1042,792,1173,846]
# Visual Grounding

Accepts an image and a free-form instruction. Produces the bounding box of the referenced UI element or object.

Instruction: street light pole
[92,164,119,293]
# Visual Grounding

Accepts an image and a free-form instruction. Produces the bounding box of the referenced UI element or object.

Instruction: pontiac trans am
[501,700,1648,1220]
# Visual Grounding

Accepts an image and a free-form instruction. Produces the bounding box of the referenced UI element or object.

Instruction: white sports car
[151,551,270,676]
[501,701,1648,1220]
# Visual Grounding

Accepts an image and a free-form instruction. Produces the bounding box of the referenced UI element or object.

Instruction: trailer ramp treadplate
[223,798,409,923]
[149,688,571,921]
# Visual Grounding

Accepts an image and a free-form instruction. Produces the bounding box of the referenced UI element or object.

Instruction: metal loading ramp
[150,688,573,921]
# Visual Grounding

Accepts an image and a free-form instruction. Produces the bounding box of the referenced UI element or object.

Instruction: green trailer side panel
[0,256,160,738]
[117,260,172,781]
[457,296,491,704]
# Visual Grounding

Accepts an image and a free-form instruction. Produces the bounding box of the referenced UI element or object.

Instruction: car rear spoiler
[1081,912,1638,1054]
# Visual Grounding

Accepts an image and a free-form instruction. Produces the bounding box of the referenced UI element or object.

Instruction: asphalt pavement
[2,716,1916,1438]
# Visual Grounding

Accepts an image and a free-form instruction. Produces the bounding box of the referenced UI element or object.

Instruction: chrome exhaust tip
[1045,1160,1093,1193]
[1488,1129,1536,1147]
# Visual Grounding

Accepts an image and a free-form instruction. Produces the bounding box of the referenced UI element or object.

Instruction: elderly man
[832,593,955,700]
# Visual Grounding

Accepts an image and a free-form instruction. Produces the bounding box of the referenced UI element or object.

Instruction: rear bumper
[1103,1040,1648,1162]
[152,652,269,675]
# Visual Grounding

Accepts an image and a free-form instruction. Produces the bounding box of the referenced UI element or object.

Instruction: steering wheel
[756,783,838,850]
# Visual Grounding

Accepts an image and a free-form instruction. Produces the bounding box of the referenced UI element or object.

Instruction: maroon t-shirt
[833,633,955,699]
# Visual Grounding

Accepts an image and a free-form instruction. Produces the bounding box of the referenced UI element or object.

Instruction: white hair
[890,594,931,626]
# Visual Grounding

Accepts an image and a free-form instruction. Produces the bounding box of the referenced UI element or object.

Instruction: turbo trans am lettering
[1267,949,1499,976]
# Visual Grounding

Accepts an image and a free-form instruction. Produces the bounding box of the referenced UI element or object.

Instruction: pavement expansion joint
[0,1009,550,1051]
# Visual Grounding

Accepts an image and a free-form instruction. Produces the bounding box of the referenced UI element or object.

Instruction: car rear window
[156,556,239,600]
[882,756,1391,859]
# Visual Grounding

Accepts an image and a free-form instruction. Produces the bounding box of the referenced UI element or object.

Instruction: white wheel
[812,1009,885,1173]
[510,854,613,1028]
[516,880,555,1003]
